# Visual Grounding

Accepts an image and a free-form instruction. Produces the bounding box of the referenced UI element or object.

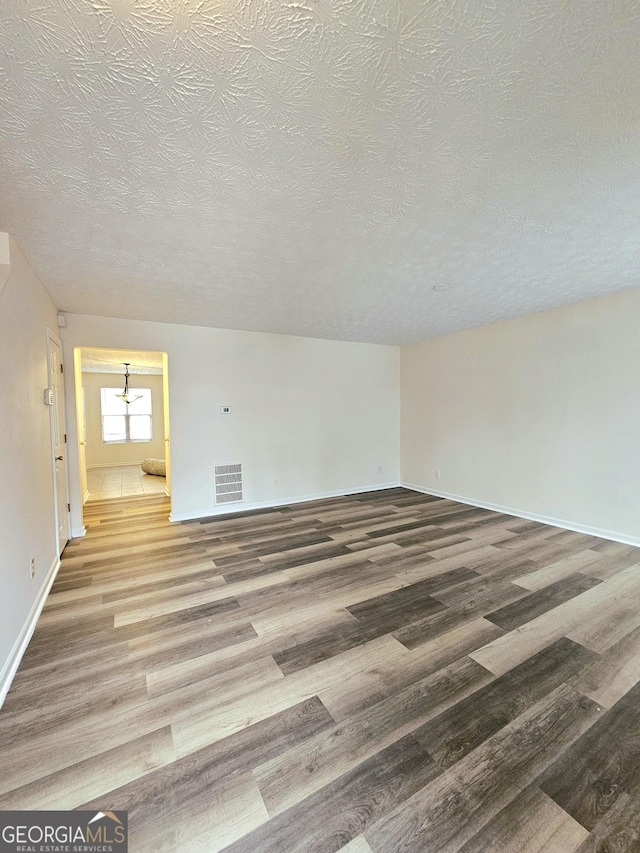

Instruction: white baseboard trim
[402,482,640,548]
[169,482,401,523]
[83,490,90,504]
[86,462,143,470]
[71,526,86,538]
[0,554,61,709]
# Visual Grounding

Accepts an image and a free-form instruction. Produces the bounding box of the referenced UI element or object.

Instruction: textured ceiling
[1,1,640,345]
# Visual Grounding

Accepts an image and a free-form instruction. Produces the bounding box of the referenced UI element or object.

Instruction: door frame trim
[46,327,70,556]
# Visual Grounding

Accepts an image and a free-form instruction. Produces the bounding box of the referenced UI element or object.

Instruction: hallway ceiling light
[116,363,142,405]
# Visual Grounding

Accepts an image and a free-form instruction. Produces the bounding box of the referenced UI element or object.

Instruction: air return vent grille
[214,464,243,505]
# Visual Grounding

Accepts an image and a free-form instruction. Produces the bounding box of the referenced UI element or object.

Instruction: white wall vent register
[214,464,243,505]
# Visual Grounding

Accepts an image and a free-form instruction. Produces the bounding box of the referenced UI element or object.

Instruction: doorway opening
[73,347,171,517]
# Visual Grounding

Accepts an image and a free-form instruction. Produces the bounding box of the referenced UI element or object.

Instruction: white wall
[62,315,401,527]
[401,287,640,544]
[82,371,165,467]
[0,237,60,703]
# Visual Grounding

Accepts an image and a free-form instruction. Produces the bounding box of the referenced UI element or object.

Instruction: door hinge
[67,503,70,512]
[60,363,64,373]
[64,434,67,443]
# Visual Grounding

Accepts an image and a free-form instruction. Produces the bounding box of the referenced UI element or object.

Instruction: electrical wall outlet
[434,469,441,479]
[30,557,35,578]
[377,466,383,473]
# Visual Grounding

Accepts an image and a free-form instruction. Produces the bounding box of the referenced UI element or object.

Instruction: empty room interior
[2,1,640,851]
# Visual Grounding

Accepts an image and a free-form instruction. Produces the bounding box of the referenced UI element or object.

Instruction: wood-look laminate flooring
[2,488,640,852]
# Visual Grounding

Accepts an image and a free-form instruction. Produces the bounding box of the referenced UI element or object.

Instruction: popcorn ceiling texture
[1,0,639,345]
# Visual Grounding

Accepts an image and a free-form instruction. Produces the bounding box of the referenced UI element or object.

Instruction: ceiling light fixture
[116,363,142,405]
[433,284,451,292]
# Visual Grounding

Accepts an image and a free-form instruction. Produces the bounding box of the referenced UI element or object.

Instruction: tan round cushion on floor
[141,458,166,476]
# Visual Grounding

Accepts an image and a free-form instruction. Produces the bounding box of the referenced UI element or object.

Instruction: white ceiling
[81,347,163,374]
[1,1,640,345]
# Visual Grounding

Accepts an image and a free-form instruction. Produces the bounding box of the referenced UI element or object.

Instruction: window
[100,388,152,443]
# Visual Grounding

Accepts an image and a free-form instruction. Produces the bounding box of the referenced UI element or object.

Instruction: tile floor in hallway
[86,464,166,501]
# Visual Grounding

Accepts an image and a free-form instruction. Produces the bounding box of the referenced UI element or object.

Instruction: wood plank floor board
[235,557,400,613]
[60,532,210,562]
[580,552,640,582]
[15,599,245,679]
[273,598,448,675]
[428,556,542,607]
[220,560,286,582]
[337,837,374,853]
[170,636,418,757]
[164,772,268,853]
[111,571,289,627]
[389,544,497,580]
[145,652,284,701]
[260,542,402,575]
[364,685,602,853]
[247,580,415,642]
[240,532,337,555]
[538,679,640,831]
[414,637,597,769]
[319,617,505,721]
[511,550,608,592]
[274,587,452,675]
[471,564,640,676]
[52,556,220,593]
[124,621,259,672]
[79,696,333,845]
[225,519,324,540]
[480,522,566,549]
[496,533,607,567]
[0,726,176,811]
[0,672,150,745]
[589,539,637,555]
[441,512,519,533]
[369,541,435,564]
[114,597,243,636]
[457,784,589,853]
[401,532,472,551]
[364,519,448,539]
[565,588,640,653]
[34,593,108,626]
[569,623,640,708]
[76,539,210,569]
[418,527,522,561]
[484,572,603,632]
[100,566,228,602]
[393,579,532,650]
[13,642,136,693]
[223,734,439,853]
[103,575,230,616]
[1,488,639,852]
[255,656,492,816]
[3,644,136,704]
[573,780,640,853]
[145,608,365,701]
[346,566,480,623]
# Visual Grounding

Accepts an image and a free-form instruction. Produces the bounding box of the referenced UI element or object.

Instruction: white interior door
[48,330,70,553]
